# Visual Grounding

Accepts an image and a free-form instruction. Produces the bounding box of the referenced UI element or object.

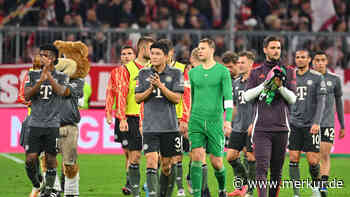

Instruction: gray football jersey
[135,65,184,133]
[321,72,342,128]
[60,78,84,125]
[231,76,253,133]
[25,69,68,128]
[290,69,327,127]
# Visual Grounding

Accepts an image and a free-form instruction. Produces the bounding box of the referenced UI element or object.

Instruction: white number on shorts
[312,133,321,145]
[174,136,182,149]
[324,128,335,139]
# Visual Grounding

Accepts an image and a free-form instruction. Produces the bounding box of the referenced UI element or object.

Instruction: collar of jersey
[151,64,170,74]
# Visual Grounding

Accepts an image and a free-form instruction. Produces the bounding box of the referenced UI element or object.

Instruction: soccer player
[312,51,345,197]
[288,49,327,197]
[158,38,188,197]
[184,38,233,197]
[106,37,154,197]
[243,36,296,197]
[227,51,256,197]
[24,44,69,197]
[105,45,137,195]
[180,47,211,197]
[135,41,184,197]
[222,51,240,80]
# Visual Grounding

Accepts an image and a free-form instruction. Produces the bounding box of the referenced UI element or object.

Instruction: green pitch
[1,153,349,197]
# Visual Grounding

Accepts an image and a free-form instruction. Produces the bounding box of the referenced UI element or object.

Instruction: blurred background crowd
[0,0,349,69]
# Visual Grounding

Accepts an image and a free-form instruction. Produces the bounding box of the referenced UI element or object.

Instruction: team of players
[21,35,345,197]
[105,36,345,197]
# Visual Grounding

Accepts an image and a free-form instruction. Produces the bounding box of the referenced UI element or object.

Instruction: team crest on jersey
[143,144,149,151]
[307,80,313,86]
[327,81,332,86]
[165,76,172,82]
[122,140,128,146]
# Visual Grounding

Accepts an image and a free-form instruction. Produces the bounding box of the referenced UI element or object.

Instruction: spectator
[120,0,136,24]
[96,0,109,24]
[85,9,101,28]
[92,31,107,63]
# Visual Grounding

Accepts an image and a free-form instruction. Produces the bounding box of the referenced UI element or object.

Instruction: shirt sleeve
[286,68,297,93]
[313,76,327,125]
[115,66,130,120]
[18,70,31,105]
[181,69,191,123]
[335,76,345,129]
[105,68,118,116]
[222,68,233,122]
[172,70,185,93]
[135,70,147,93]
[334,76,343,97]
[66,79,84,99]
[25,71,34,88]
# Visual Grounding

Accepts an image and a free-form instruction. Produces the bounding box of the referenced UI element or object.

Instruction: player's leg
[114,117,132,194]
[245,135,256,196]
[201,148,210,197]
[319,127,334,196]
[226,132,248,196]
[25,127,43,197]
[128,117,143,197]
[253,131,273,197]
[60,125,80,197]
[206,120,226,197]
[174,145,185,196]
[41,127,60,196]
[189,118,206,197]
[159,132,182,197]
[305,129,321,196]
[288,125,304,197]
[144,133,161,197]
[269,132,288,197]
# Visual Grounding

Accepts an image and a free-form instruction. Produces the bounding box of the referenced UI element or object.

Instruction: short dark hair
[263,36,282,48]
[121,45,135,53]
[238,51,255,61]
[136,36,155,50]
[222,51,238,64]
[313,50,328,59]
[158,39,174,50]
[199,38,216,50]
[295,48,310,57]
[40,44,59,58]
[150,41,169,55]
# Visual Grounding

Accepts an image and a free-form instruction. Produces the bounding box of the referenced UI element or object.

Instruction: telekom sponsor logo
[1,108,123,154]
[0,108,349,154]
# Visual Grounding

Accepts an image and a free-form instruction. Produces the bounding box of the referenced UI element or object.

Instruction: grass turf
[1,153,349,197]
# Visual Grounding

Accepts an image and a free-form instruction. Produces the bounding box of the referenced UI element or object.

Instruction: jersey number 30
[40,85,53,100]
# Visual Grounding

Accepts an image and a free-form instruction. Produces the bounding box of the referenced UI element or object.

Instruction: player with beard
[106,37,155,197]
[312,51,345,197]
[135,41,184,197]
[222,51,240,80]
[243,36,296,197]
[106,45,137,195]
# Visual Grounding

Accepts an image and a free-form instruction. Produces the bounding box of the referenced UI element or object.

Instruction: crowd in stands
[0,0,349,69]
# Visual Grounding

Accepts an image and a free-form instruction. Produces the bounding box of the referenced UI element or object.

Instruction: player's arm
[222,69,233,121]
[335,77,345,134]
[180,69,191,123]
[47,70,68,96]
[243,70,264,102]
[278,68,297,104]
[312,76,327,131]
[135,71,154,103]
[115,66,129,121]
[24,70,46,100]
[18,71,31,105]
[105,69,117,120]
[157,71,183,104]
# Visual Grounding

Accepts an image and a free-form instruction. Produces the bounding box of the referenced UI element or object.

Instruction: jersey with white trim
[135,65,184,133]
[25,69,68,128]
[189,63,233,121]
[231,76,253,133]
[290,69,327,127]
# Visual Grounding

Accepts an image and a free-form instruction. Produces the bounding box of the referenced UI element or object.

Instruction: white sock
[64,173,80,196]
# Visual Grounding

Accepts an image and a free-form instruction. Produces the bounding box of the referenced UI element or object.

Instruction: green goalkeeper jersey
[189,63,233,122]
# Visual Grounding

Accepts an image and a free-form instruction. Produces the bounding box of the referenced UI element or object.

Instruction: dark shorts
[182,136,190,153]
[26,127,59,154]
[320,127,335,144]
[288,125,320,153]
[228,132,254,152]
[143,132,182,157]
[20,117,30,147]
[114,116,142,151]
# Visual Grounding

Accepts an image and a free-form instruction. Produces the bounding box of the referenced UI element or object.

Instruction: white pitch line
[0,153,24,164]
